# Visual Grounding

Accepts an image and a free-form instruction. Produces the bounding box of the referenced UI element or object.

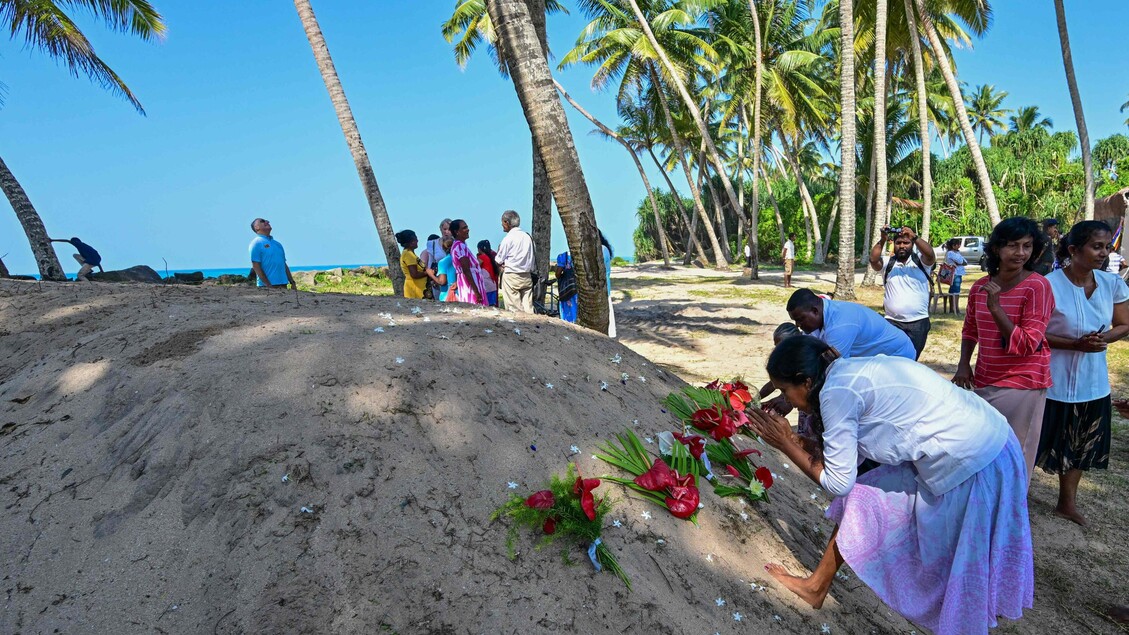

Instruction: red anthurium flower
[735,448,763,460]
[634,458,675,491]
[755,466,774,489]
[524,490,555,510]
[707,410,743,441]
[725,464,743,479]
[690,407,722,434]
[722,381,754,410]
[705,379,722,391]
[543,516,557,534]
[671,431,706,459]
[573,475,601,521]
[665,485,700,519]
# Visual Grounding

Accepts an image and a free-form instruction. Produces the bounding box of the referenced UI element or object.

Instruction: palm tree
[1008,105,1054,133]
[484,0,609,332]
[872,0,891,285]
[1053,0,1094,219]
[294,0,404,295]
[555,80,672,267]
[836,0,858,300]
[0,0,165,281]
[442,0,566,293]
[903,0,932,241]
[967,83,1009,144]
[745,0,764,278]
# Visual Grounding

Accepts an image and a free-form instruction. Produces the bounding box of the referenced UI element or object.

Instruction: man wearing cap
[1034,218,1060,275]
[49,236,104,281]
[249,218,296,289]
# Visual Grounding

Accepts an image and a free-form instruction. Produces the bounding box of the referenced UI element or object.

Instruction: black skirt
[1035,396,1112,474]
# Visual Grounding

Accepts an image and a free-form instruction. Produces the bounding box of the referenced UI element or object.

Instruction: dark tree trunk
[0,155,65,281]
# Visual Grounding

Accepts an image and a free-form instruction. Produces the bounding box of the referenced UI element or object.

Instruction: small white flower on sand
[599,381,609,391]
[644,437,654,444]
[396,302,402,307]
[656,539,665,545]
[632,419,639,426]
[373,327,385,333]
[484,329,493,334]
[641,511,652,520]
[507,482,519,489]
[810,492,819,500]
[506,317,514,322]
[545,383,554,390]
[813,524,823,533]
[697,503,704,509]
[570,445,580,454]
[638,376,646,383]
[610,353,622,364]
[782,463,790,469]
[514,328,522,335]
[378,312,392,320]
[621,372,630,382]
[387,320,396,326]
[739,511,749,521]
[591,455,598,460]
[281,474,290,483]
[437,335,450,340]
[563,335,571,341]
[612,519,622,528]
[773,615,782,622]
[411,306,423,315]
[423,317,431,322]
[821,623,831,634]
[395,357,405,364]
[705,553,714,562]
[732,612,743,622]
[715,598,726,607]
[300,506,313,514]
[836,572,851,581]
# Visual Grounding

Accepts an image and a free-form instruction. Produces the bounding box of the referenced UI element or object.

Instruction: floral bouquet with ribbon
[492,464,630,589]
[596,430,701,522]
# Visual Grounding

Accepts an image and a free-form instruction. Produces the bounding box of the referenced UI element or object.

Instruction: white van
[934,236,987,269]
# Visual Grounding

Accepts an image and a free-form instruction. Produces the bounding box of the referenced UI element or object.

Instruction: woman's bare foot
[765,563,831,609]
[1053,505,1088,526]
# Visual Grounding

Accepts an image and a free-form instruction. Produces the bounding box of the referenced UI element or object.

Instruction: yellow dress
[400,249,427,299]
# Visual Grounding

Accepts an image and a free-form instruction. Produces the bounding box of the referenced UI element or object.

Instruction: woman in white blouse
[747,336,1034,635]
[1036,221,1129,526]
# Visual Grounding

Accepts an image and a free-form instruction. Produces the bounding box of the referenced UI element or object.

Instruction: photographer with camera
[868,226,935,359]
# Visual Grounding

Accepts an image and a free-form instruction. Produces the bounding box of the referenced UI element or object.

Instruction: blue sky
[2,1,1126,274]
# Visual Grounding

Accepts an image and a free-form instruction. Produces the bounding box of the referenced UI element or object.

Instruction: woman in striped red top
[953,217,1055,484]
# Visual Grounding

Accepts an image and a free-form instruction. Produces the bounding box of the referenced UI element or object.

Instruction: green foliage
[662,385,728,422]
[491,464,629,589]
[595,429,699,523]
[705,439,770,504]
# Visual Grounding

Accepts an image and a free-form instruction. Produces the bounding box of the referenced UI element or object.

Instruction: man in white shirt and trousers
[781,233,796,288]
[868,226,935,360]
[494,210,536,313]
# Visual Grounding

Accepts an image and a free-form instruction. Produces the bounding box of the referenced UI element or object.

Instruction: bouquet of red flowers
[492,464,630,589]
[596,430,701,522]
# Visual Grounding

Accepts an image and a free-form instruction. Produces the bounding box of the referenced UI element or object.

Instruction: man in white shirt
[1106,250,1126,276]
[494,210,536,313]
[868,226,935,360]
[781,233,796,288]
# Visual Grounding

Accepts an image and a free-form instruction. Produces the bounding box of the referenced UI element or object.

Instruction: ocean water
[16,263,387,281]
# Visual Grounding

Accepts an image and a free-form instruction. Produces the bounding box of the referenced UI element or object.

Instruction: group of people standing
[753,217,1128,635]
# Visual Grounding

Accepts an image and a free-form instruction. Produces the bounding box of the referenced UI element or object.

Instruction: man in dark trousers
[49,237,103,281]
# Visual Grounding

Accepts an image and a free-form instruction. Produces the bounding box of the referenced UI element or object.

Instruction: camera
[883,226,902,239]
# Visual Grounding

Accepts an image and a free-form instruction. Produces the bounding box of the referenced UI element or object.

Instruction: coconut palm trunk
[861,148,881,286]
[528,0,554,291]
[293,0,404,294]
[780,134,824,263]
[835,0,858,300]
[700,158,732,259]
[914,0,1000,226]
[872,0,890,261]
[649,148,709,264]
[823,200,840,263]
[759,164,786,246]
[1053,0,1094,220]
[0,156,65,281]
[746,1,765,278]
[625,0,745,228]
[555,81,672,267]
[904,0,932,239]
[0,255,8,278]
[485,0,608,332]
[650,67,729,268]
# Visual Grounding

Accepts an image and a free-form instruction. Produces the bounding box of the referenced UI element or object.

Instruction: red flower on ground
[735,448,762,460]
[524,490,555,510]
[707,380,755,410]
[634,458,675,491]
[755,466,774,489]
[542,516,557,534]
[671,431,706,459]
[665,485,700,519]
[725,464,743,479]
[636,460,700,519]
[574,475,601,521]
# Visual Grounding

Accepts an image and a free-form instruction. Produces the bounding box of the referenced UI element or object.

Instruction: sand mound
[0,281,914,634]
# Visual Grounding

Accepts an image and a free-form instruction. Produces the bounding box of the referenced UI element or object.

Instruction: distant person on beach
[396,230,430,300]
[786,288,915,361]
[942,238,968,296]
[1036,220,1129,525]
[422,219,452,297]
[477,240,500,307]
[747,336,1034,635]
[869,225,934,360]
[433,236,456,301]
[49,236,103,281]
[953,217,1053,484]
[782,233,796,288]
[494,210,535,313]
[602,231,616,338]
[248,218,296,289]
[555,251,577,323]
[1034,218,1061,275]
[448,219,488,306]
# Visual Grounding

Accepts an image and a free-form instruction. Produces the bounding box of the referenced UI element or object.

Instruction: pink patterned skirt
[827,434,1033,635]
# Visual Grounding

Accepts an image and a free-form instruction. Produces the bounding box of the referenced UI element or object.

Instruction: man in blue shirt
[786,288,916,360]
[49,236,103,281]
[249,218,295,289]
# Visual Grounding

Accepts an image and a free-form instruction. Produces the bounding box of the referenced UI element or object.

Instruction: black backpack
[883,251,931,284]
[558,259,578,301]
